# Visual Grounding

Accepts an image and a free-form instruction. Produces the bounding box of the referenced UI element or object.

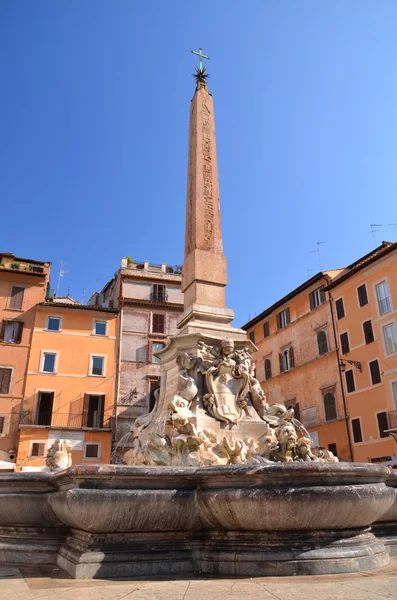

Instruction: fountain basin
[0,463,394,577]
[373,470,397,555]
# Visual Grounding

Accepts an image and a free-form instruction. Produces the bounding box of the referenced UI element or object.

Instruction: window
[94,321,107,336]
[340,332,350,355]
[152,313,165,334]
[357,284,368,307]
[369,359,381,385]
[249,330,256,343]
[264,358,272,380]
[152,342,165,363]
[383,324,397,355]
[91,356,104,376]
[376,282,391,315]
[377,412,389,439]
[152,284,167,302]
[31,442,46,457]
[0,368,12,395]
[351,418,362,443]
[345,369,355,393]
[280,347,294,373]
[263,322,270,338]
[47,317,61,331]
[277,308,290,329]
[36,391,54,426]
[83,394,104,428]
[0,416,4,434]
[328,443,337,456]
[9,286,24,310]
[363,320,374,345]
[0,320,23,343]
[335,298,345,320]
[84,443,99,458]
[149,379,160,412]
[393,381,397,408]
[317,330,328,355]
[310,287,325,310]
[42,353,56,373]
[324,392,337,421]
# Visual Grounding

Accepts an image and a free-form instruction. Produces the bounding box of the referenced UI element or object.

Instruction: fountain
[0,60,395,579]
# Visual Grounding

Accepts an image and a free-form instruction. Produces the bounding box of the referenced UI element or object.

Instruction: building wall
[245,275,351,461]
[0,261,49,463]
[330,249,397,463]
[16,305,118,469]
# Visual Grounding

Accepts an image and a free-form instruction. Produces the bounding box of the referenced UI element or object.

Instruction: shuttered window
[1,320,23,344]
[263,321,270,338]
[9,286,25,310]
[277,308,290,329]
[0,368,12,394]
[324,392,337,421]
[310,286,326,310]
[351,418,362,443]
[345,369,355,393]
[0,416,4,433]
[363,320,374,344]
[31,443,46,457]
[249,331,256,344]
[377,412,389,439]
[317,331,328,355]
[335,298,345,319]
[152,314,165,334]
[264,359,272,380]
[340,332,350,355]
[357,284,368,307]
[369,359,381,385]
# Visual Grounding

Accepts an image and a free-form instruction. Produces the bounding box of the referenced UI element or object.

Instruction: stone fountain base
[0,463,395,579]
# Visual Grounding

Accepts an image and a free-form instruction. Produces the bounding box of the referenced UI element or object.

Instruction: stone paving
[2,559,397,599]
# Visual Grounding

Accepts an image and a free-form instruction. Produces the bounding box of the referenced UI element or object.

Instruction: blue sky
[1,1,396,325]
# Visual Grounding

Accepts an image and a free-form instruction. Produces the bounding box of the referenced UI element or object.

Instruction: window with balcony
[317,330,328,355]
[41,353,57,373]
[36,391,54,425]
[363,320,374,344]
[369,359,381,385]
[324,392,337,421]
[340,332,350,354]
[377,412,389,439]
[263,321,270,338]
[90,356,105,376]
[152,342,165,363]
[264,358,272,380]
[152,313,165,334]
[345,369,355,393]
[351,418,362,443]
[94,321,107,336]
[83,394,104,428]
[277,308,290,330]
[47,317,61,331]
[375,281,391,315]
[0,320,23,343]
[335,298,345,319]
[310,286,325,309]
[383,324,397,354]
[357,284,368,307]
[9,286,24,310]
[151,284,167,302]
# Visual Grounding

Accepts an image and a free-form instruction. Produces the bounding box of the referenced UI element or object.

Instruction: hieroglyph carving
[202,99,214,249]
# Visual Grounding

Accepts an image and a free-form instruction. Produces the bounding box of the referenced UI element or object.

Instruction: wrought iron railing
[149,291,168,303]
[20,411,110,429]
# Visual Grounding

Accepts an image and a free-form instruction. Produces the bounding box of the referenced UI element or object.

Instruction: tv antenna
[369,224,383,245]
[56,261,69,297]
[310,241,327,270]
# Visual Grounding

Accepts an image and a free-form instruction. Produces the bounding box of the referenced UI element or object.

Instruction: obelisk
[178,60,245,340]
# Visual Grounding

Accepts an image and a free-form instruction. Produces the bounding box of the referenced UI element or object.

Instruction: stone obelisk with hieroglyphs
[178,68,245,340]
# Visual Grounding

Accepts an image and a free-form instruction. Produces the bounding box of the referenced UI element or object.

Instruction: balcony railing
[386,411,397,432]
[20,411,111,429]
[149,291,168,303]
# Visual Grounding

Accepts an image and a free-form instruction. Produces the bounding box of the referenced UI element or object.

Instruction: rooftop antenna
[310,241,327,270]
[56,261,69,297]
[369,224,383,245]
[81,288,85,305]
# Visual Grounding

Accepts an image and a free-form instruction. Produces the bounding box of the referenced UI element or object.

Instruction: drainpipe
[326,284,354,462]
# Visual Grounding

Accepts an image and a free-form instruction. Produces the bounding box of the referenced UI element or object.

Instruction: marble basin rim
[376,470,397,523]
[47,462,395,534]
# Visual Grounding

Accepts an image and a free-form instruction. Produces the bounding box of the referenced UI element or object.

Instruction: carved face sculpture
[278,423,298,450]
[221,338,234,357]
[257,433,277,457]
[177,352,191,370]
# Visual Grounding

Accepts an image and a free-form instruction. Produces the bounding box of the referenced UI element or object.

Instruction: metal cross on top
[191,47,210,70]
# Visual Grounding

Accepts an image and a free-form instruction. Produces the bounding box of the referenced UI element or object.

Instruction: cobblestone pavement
[2,559,397,599]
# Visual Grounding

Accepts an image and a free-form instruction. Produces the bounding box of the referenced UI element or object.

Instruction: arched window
[324,392,337,421]
[317,330,329,355]
[280,347,295,373]
[264,359,272,380]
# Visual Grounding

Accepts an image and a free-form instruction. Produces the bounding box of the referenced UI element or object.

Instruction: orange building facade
[0,253,50,466]
[17,301,118,469]
[326,242,397,463]
[243,271,353,461]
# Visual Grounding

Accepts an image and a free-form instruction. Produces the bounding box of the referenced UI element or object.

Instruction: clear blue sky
[1,1,396,325]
